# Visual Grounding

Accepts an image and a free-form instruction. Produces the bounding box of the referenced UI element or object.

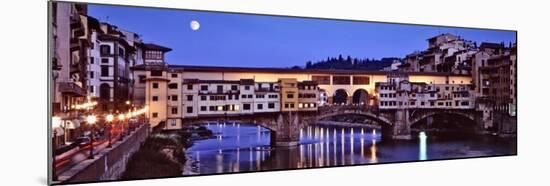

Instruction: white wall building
[254,82,281,113]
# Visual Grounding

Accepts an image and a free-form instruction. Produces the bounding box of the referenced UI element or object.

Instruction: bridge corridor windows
[333,76,351,85]
[352,76,370,85]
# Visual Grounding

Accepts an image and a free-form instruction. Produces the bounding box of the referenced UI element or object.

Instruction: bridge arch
[352,89,369,105]
[317,111,392,127]
[409,110,476,127]
[333,89,349,105]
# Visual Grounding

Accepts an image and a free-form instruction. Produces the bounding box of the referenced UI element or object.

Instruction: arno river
[183,123,516,175]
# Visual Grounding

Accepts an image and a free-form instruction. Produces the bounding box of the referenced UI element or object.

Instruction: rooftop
[480,42,504,50]
[140,43,172,52]
[152,64,470,77]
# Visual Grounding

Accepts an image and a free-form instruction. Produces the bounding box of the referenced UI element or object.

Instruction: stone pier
[392,109,412,140]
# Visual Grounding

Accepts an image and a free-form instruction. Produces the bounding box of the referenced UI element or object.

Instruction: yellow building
[279,79,299,112]
[143,66,170,129]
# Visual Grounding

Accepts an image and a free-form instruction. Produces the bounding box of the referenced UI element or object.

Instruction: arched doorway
[333,89,348,105]
[99,83,111,101]
[352,89,369,105]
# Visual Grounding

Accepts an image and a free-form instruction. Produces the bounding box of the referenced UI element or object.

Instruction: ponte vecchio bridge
[132,64,484,146]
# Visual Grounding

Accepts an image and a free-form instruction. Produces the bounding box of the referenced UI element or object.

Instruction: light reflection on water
[186,123,381,174]
[185,123,515,175]
[419,131,428,160]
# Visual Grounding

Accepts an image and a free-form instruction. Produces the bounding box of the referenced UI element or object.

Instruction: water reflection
[419,131,427,160]
[185,123,515,175]
[370,139,378,163]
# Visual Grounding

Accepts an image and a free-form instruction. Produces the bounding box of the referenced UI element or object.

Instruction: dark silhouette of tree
[303,55,399,71]
[306,61,312,69]
[290,65,302,69]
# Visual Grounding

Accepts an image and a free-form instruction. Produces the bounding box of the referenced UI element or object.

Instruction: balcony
[58,82,87,97]
[69,38,83,52]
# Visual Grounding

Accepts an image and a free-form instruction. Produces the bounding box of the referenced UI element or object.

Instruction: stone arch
[333,89,349,105]
[409,110,476,127]
[317,112,392,127]
[352,89,369,105]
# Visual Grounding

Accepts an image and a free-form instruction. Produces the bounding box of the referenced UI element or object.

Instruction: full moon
[190,20,200,31]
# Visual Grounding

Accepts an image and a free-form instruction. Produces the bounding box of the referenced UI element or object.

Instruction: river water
[184,123,516,175]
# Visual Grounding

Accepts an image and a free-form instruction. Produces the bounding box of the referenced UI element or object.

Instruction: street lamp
[118,114,125,141]
[87,115,97,159]
[106,114,114,148]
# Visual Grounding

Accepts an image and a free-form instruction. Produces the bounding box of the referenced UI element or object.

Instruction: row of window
[199,104,240,112]
[298,103,317,108]
[155,93,284,103]
[379,85,396,90]
[195,102,278,112]
[298,93,316,98]
[284,103,296,109]
[145,51,163,60]
[151,95,191,102]
[89,57,110,65]
[298,85,317,90]
[255,94,279,99]
[96,65,126,77]
[159,102,285,117]
[100,45,125,58]
[199,85,247,91]
[380,100,470,107]
[380,93,397,98]
[156,102,317,117]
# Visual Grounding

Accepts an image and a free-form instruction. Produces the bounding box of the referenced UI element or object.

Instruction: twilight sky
[88,4,516,68]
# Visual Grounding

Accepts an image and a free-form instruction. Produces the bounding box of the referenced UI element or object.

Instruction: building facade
[131,61,476,129]
[376,73,475,110]
[51,2,89,116]
[398,33,476,74]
